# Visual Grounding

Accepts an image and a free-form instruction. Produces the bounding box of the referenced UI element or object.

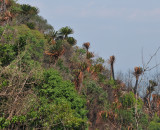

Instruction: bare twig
[143,47,160,72]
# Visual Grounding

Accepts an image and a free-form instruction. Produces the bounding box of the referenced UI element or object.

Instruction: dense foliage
[0,1,160,130]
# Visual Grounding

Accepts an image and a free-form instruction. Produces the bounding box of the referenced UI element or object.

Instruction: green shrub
[120,92,136,108]
[0,44,15,66]
[148,114,160,130]
[28,69,88,129]
[83,80,108,107]
[98,73,106,83]
[0,27,4,37]
[27,22,36,29]
[21,4,39,15]
[67,37,77,46]
[56,59,69,73]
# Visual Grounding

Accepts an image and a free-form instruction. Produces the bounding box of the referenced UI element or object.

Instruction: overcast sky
[18,0,160,73]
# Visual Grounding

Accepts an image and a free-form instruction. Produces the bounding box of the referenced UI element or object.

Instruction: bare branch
[143,47,160,72]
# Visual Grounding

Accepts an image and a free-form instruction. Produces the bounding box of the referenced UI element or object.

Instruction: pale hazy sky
[18,0,160,73]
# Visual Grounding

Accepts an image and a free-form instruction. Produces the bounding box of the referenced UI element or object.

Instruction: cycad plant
[108,55,115,80]
[67,37,77,46]
[83,42,92,61]
[45,30,57,44]
[74,62,88,93]
[50,30,58,40]
[59,26,73,39]
[144,80,157,107]
[45,40,64,64]
[133,67,143,94]
[83,42,90,52]
[151,94,160,116]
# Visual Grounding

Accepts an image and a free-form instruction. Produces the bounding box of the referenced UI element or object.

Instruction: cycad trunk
[64,34,67,39]
[144,86,154,109]
[78,72,83,94]
[134,78,138,94]
[111,63,115,80]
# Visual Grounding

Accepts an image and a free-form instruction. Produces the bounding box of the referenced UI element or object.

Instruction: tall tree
[133,66,143,94]
[108,55,115,80]
[83,42,90,52]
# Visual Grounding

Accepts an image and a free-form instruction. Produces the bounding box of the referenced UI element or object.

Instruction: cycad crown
[134,67,143,76]
[83,42,90,51]
[109,55,115,64]
[108,55,115,65]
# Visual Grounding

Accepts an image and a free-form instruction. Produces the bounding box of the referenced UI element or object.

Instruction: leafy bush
[117,92,148,129]
[98,73,107,83]
[21,4,39,15]
[28,69,88,129]
[117,108,135,126]
[56,59,69,73]
[67,37,77,46]
[0,44,15,66]
[148,114,160,130]
[0,27,4,37]
[27,22,36,29]
[120,92,136,108]
[83,80,108,108]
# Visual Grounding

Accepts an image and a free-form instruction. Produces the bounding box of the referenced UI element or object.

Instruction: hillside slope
[0,1,160,129]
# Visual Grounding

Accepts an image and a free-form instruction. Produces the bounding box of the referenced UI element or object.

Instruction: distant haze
[18,0,160,73]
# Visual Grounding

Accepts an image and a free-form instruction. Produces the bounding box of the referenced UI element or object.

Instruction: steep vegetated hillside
[0,1,160,129]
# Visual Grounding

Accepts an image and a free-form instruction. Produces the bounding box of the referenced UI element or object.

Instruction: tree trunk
[64,34,67,39]
[134,78,138,94]
[111,63,115,80]
[78,72,83,94]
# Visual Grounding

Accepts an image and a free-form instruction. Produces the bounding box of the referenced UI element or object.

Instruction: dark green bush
[119,92,136,108]
[28,69,88,129]
[0,44,15,66]
[27,22,36,29]
[148,114,160,130]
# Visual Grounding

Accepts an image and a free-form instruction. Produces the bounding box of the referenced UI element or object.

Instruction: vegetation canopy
[0,1,159,130]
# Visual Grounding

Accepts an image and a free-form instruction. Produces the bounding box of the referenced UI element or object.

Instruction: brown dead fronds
[83,42,90,51]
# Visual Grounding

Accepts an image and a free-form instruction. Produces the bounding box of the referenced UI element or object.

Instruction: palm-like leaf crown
[49,30,58,40]
[59,26,73,39]
[48,40,64,55]
[133,66,143,79]
[67,37,77,46]
[147,80,157,93]
[83,42,90,51]
[149,80,157,87]
[108,55,115,65]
